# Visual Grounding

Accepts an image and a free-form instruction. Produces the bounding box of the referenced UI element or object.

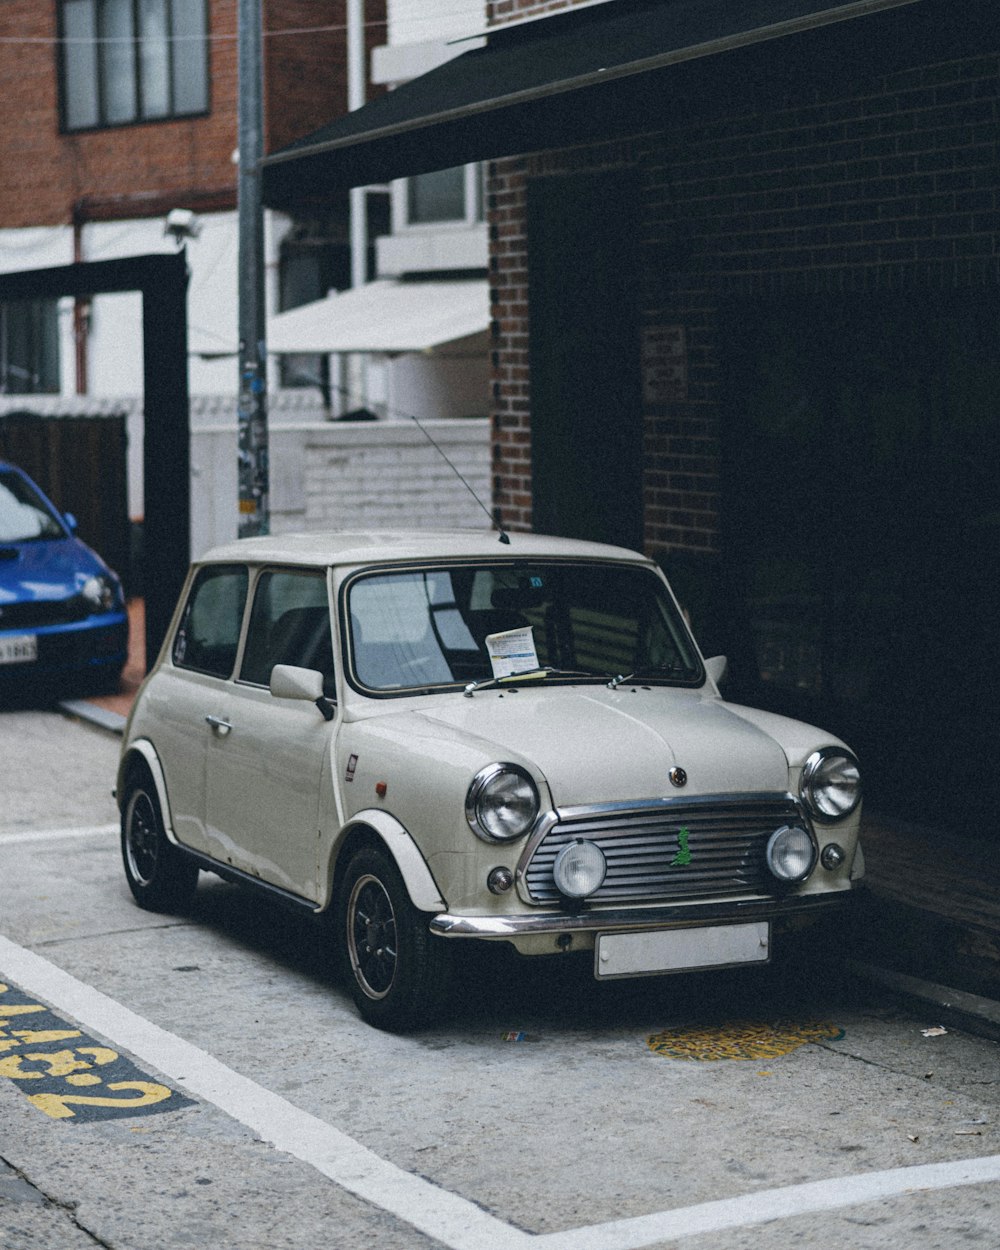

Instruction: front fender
[335,808,446,912]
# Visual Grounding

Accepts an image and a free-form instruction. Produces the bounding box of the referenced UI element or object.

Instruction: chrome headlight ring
[465,763,540,844]
[801,748,862,823]
[766,824,817,883]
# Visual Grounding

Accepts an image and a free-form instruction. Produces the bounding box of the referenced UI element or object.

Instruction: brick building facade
[0,1,378,230]
[484,0,1000,556]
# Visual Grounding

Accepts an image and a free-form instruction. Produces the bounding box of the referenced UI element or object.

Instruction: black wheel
[121,768,198,912]
[339,845,452,1032]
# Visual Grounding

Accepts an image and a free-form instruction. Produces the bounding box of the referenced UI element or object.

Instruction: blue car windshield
[0,469,65,543]
[346,560,702,694]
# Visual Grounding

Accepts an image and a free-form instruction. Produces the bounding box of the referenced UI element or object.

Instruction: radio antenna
[407,411,509,544]
[326,377,510,544]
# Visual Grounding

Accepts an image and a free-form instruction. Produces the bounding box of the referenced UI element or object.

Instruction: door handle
[205,715,232,737]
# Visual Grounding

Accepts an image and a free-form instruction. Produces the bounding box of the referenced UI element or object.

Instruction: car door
[154,563,249,857]
[204,568,338,902]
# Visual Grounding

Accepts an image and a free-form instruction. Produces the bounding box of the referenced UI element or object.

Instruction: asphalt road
[1,709,998,1250]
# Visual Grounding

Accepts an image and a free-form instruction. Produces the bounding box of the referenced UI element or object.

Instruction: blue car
[0,460,128,699]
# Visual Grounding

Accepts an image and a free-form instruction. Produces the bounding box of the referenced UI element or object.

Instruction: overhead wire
[0,3,484,45]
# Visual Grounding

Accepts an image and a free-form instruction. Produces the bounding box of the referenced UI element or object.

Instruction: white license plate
[595,921,770,979]
[0,634,38,665]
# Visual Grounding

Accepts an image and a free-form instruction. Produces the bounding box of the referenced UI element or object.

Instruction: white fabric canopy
[267,279,489,355]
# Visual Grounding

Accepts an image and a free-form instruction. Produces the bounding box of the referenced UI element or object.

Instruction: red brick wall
[0,1,382,229]
[487,158,531,530]
[264,1,385,156]
[487,40,1000,555]
[0,1,239,227]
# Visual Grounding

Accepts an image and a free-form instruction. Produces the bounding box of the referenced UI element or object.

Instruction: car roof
[196,529,654,569]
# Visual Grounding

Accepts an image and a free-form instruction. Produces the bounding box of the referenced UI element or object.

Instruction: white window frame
[392,164,484,233]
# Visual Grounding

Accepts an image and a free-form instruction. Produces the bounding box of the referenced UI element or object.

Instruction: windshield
[0,469,65,543]
[345,561,702,694]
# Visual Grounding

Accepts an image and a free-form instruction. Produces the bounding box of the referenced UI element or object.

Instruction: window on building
[276,229,352,397]
[59,0,209,131]
[0,302,60,394]
[402,164,485,228]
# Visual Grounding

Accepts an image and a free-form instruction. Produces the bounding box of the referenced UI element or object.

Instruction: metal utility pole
[348,0,367,289]
[236,0,269,536]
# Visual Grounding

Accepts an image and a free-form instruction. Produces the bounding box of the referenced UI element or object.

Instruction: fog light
[821,842,846,871]
[487,866,514,895]
[552,839,607,899]
[766,825,816,883]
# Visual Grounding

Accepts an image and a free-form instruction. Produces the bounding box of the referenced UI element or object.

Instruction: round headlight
[801,749,862,822]
[465,764,539,843]
[766,825,817,883]
[552,839,607,899]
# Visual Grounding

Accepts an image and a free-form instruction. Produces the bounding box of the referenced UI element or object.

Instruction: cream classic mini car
[118,531,863,1030]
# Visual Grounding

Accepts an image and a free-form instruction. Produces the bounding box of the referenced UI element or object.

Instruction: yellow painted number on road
[27,1082,174,1120]
[0,1045,118,1081]
[0,980,190,1121]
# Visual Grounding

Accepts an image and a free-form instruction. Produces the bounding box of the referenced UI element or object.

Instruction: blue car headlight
[80,574,121,614]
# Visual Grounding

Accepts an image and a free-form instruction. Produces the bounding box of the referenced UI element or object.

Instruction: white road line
[1,932,998,1250]
[0,934,529,1250]
[532,1155,1000,1249]
[0,824,118,846]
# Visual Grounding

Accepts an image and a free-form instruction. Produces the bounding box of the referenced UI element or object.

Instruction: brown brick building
[1,1,384,400]
[0,1,376,229]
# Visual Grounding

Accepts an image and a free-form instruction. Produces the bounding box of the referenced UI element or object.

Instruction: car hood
[0,537,106,603]
[382,685,797,806]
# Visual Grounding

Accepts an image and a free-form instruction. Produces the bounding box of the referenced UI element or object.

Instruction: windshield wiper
[607,663,692,689]
[463,666,600,697]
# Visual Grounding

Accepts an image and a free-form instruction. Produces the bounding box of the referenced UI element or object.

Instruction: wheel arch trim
[333,809,445,913]
[118,740,180,848]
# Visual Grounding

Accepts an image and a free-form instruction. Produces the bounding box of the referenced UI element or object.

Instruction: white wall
[302,418,491,532]
[192,414,492,554]
[386,0,483,47]
[1,390,491,559]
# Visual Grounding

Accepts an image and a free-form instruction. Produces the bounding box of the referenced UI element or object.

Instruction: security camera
[164,208,202,244]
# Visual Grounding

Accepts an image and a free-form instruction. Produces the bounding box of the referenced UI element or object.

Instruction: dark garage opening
[721,288,1000,834]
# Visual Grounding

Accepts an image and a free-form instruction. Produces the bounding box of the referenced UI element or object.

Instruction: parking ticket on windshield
[486,627,539,679]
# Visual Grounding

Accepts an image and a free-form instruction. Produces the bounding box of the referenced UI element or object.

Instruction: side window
[172,565,248,678]
[240,569,335,698]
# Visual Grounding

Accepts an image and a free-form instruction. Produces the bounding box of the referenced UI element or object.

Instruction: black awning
[261,0,930,206]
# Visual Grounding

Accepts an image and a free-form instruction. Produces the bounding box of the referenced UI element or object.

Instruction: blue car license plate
[0,634,38,665]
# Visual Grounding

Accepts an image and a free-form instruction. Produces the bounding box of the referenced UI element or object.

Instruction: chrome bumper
[429,890,849,939]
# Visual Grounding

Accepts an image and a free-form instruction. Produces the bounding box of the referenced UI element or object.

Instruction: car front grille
[0,598,91,628]
[518,795,807,905]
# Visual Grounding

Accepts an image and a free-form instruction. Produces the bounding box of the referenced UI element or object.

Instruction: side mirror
[63,512,78,534]
[704,655,728,687]
[270,663,335,721]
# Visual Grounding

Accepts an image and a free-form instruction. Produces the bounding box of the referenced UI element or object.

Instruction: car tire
[339,844,452,1032]
[121,768,199,912]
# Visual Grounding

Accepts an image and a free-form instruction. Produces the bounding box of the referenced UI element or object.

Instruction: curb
[850,960,1000,1044]
[57,699,126,736]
